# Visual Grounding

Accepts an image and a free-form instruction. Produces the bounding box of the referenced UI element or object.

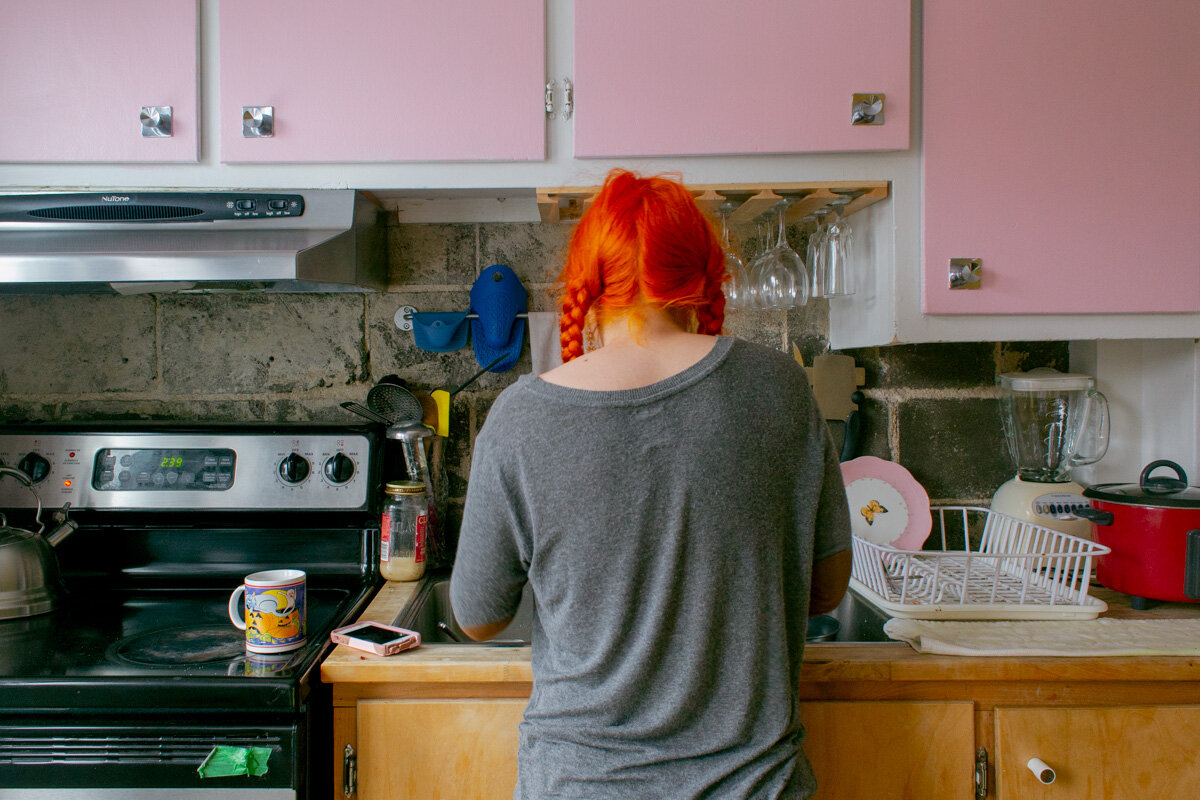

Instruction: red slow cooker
[1077,460,1200,609]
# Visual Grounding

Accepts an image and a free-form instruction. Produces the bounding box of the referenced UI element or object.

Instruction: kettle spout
[45,504,77,548]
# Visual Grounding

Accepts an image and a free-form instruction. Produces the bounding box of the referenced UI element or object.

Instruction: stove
[0,423,382,798]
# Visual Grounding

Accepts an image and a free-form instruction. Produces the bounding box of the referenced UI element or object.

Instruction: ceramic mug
[228,569,307,653]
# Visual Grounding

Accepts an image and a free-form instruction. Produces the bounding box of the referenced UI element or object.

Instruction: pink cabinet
[219,0,545,163]
[922,0,1200,314]
[0,0,199,163]
[572,0,911,158]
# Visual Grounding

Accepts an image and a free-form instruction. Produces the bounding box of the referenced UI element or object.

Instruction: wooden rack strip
[536,181,889,225]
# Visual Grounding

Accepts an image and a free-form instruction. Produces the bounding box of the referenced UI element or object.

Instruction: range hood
[0,190,384,293]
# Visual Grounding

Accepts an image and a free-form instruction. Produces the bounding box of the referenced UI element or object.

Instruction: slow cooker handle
[1073,506,1114,526]
[1140,460,1189,495]
[1187,531,1200,601]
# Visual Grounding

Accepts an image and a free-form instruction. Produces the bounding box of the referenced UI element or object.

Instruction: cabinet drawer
[996,705,1200,798]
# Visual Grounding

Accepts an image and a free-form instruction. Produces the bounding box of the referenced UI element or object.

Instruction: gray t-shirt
[450,336,851,800]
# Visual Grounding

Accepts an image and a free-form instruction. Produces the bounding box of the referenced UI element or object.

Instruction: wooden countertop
[321,581,1200,686]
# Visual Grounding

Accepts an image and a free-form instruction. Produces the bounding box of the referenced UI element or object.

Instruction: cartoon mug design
[228,569,307,653]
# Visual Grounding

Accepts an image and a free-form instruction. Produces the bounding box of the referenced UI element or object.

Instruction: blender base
[991,475,1094,540]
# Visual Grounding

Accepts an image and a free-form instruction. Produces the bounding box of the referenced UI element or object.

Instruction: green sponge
[196,745,272,778]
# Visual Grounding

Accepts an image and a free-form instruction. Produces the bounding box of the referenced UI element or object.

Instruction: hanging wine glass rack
[535,181,889,225]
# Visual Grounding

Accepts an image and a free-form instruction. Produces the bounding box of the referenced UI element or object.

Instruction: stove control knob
[18,452,50,483]
[323,453,355,484]
[278,452,310,484]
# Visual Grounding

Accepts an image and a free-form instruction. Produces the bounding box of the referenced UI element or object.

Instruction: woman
[450,169,852,799]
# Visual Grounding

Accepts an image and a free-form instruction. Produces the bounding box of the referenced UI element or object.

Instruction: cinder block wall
[0,217,1068,537]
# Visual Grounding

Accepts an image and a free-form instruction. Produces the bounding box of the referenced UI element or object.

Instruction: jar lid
[385,480,426,495]
[999,368,1095,392]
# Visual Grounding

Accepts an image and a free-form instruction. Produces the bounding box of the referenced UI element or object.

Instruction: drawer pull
[1027,757,1056,784]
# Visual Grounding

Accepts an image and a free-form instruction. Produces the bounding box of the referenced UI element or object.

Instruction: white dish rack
[849,506,1111,620]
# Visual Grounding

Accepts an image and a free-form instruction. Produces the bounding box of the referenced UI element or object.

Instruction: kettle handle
[0,466,44,534]
[1140,460,1189,494]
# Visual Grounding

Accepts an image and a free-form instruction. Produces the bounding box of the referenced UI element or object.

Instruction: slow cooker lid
[1084,459,1200,508]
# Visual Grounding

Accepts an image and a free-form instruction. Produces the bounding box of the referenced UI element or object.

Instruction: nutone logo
[100,195,131,202]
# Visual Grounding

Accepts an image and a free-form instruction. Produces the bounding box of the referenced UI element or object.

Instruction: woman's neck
[539,307,718,390]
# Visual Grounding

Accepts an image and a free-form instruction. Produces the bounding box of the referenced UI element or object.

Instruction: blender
[991,368,1110,538]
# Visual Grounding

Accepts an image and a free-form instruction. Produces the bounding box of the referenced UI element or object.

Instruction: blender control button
[119,470,131,483]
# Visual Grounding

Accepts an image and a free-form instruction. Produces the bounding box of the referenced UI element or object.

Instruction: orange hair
[557,169,726,362]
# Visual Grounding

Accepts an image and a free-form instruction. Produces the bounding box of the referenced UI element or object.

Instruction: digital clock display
[93,448,236,491]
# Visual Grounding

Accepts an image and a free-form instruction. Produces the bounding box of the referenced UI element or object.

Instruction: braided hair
[557,170,726,362]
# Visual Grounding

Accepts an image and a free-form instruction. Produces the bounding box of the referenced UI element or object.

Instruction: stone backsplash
[0,216,1068,538]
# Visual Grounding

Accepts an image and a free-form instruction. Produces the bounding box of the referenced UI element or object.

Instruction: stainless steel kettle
[0,466,77,620]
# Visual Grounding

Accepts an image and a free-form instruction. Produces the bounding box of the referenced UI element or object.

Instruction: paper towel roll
[527,312,563,375]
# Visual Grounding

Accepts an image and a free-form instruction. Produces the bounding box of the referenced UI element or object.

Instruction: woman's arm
[809,549,852,616]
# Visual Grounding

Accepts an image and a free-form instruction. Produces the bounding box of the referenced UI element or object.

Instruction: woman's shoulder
[721,336,807,376]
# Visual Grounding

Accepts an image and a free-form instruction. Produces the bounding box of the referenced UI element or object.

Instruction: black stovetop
[0,520,380,716]
[0,577,376,715]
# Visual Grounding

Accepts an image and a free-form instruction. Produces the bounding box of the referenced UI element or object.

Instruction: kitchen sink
[395,574,893,646]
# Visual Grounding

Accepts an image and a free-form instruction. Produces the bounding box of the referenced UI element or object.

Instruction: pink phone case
[330,621,421,656]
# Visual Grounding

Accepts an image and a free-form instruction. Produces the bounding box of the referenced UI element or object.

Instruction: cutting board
[794,347,865,421]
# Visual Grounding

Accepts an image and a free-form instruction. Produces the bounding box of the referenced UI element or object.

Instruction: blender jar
[999,368,1109,483]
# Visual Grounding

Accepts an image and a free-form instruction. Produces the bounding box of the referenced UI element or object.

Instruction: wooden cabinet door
[922,0,1200,315]
[995,706,1200,799]
[356,698,526,800]
[219,0,545,164]
[803,700,975,799]
[573,0,911,158]
[0,0,199,163]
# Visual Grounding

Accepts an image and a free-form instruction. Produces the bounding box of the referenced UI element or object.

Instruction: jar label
[380,515,392,561]
[415,513,427,564]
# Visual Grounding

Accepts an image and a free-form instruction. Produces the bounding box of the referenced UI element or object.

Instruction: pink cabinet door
[0,0,199,163]
[219,0,545,163]
[922,0,1200,314]
[573,0,911,158]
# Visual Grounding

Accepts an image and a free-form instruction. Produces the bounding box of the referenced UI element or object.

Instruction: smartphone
[331,621,421,656]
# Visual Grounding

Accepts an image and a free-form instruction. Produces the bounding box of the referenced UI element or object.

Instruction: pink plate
[840,456,932,550]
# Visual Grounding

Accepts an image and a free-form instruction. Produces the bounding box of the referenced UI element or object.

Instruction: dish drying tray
[849,506,1111,620]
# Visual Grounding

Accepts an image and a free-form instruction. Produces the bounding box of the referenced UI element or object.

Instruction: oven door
[0,721,299,799]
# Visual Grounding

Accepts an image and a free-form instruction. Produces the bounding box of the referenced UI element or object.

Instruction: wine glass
[717,203,749,310]
[747,214,792,309]
[807,210,830,299]
[823,197,855,297]
[744,221,773,309]
[765,201,808,307]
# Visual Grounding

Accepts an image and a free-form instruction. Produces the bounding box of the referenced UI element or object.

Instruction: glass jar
[380,480,428,582]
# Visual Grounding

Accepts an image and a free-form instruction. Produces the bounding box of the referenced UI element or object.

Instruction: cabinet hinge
[544,78,574,120]
[343,743,357,797]
[974,746,988,799]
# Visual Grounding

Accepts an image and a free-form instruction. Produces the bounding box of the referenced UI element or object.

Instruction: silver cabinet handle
[242,105,274,137]
[342,743,357,797]
[852,93,885,125]
[949,258,983,290]
[140,106,173,137]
